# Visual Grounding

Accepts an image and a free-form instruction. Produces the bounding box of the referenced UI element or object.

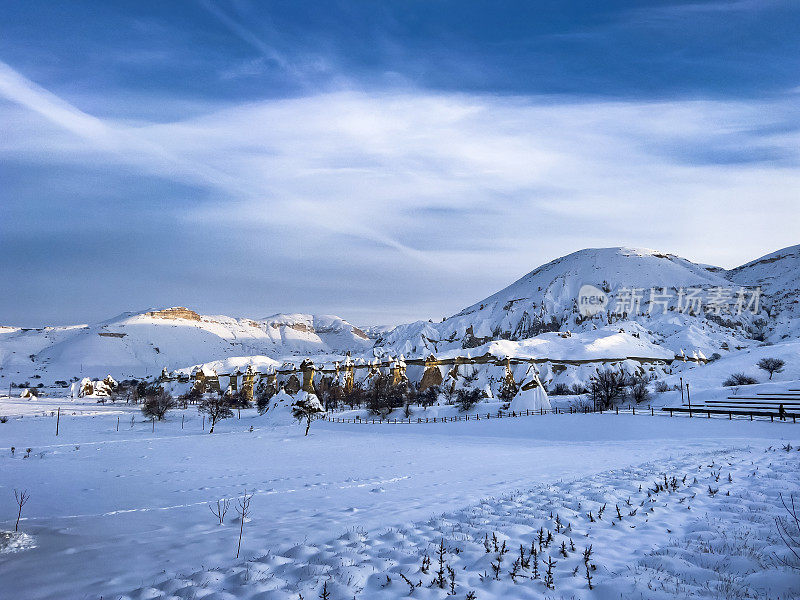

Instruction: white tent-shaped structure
[509,366,551,413]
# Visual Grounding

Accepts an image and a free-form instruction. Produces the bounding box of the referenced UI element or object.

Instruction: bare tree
[629,382,651,404]
[141,387,176,421]
[209,498,230,525]
[590,368,627,409]
[198,393,234,433]
[758,357,785,380]
[235,489,253,558]
[14,489,30,532]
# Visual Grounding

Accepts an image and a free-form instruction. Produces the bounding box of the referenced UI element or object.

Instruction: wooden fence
[325,405,621,424]
[323,404,799,425]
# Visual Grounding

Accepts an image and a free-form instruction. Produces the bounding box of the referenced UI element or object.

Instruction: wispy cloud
[198,0,294,73]
[0,60,427,263]
[1,59,798,323]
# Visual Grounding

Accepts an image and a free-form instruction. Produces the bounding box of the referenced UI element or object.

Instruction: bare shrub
[456,388,483,412]
[723,373,758,387]
[550,382,571,396]
[776,493,800,570]
[629,382,651,404]
[235,489,253,559]
[209,498,230,525]
[14,489,30,532]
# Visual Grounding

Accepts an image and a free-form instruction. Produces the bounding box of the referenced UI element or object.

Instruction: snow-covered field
[1,398,798,599]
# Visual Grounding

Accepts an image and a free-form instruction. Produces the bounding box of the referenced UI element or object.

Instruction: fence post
[632,406,635,415]
[707,411,710,419]
[616,406,619,415]
[669,408,673,417]
[650,406,653,416]
[729,411,732,420]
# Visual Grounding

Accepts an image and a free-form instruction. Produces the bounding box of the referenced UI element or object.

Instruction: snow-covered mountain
[0,308,372,384]
[2,245,797,387]
[375,246,798,358]
[727,244,800,340]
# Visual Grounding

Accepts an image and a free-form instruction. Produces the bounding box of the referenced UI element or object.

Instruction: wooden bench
[718,395,800,400]
[662,407,799,421]
[701,406,800,412]
[708,399,800,405]
[704,399,800,410]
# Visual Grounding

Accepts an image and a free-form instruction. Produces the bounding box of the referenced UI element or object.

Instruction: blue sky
[1,0,798,326]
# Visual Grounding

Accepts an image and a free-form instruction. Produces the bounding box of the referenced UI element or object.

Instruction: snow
[0,310,371,386]
[0,530,36,554]
[2,244,799,598]
[374,245,799,366]
[1,396,798,599]
[3,246,798,405]
[259,389,323,426]
[509,385,551,413]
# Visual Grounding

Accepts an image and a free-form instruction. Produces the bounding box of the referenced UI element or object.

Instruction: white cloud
[1,59,798,323]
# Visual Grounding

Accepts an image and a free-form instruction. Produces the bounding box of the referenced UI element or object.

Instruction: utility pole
[56,406,60,436]
[680,377,684,405]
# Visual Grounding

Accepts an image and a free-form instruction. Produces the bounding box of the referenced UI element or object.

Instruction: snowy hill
[375,246,796,357]
[727,244,800,340]
[0,308,372,384]
[2,245,797,388]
